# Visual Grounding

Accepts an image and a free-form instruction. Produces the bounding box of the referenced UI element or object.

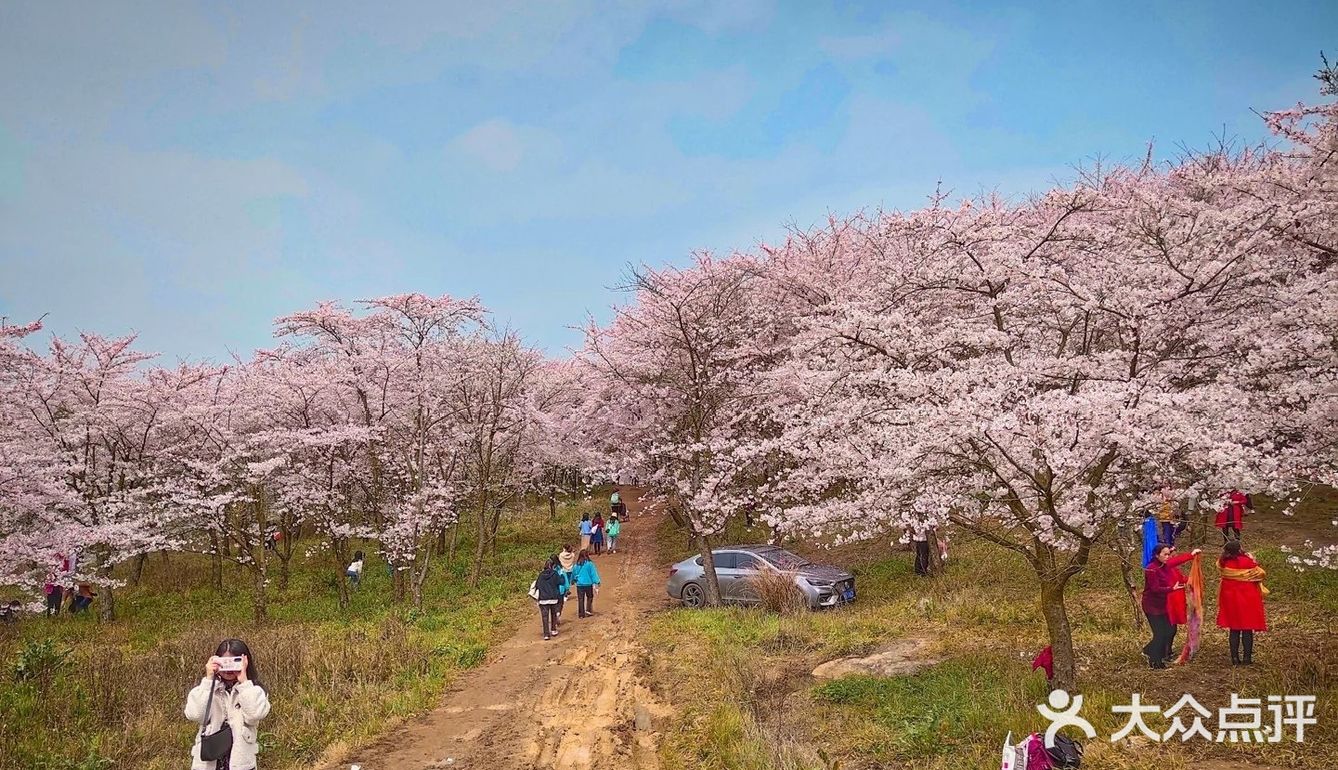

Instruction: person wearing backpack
[184,638,271,770]
[573,550,601,618]
[534,558,563,641]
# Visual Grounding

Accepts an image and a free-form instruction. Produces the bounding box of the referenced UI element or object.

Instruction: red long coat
[1217,555,1267,631]
[1215,490,1248,530]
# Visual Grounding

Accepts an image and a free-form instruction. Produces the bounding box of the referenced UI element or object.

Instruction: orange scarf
[1176,554,1205,665]
[1221,565,1270,596]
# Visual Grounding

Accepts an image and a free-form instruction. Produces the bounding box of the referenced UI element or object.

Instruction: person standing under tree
[909,526,931,576]
[610,488,624,517]
[1142,544,1201,668]
[1217,540,1268,665]
[1215,489,1250,543]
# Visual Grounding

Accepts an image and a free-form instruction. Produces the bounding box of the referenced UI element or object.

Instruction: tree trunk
[549,483,557,522]
[411,538,436,609]
[696,532,723,606]
[447,521,460,566]
[470,493,489,588]
[210,530,223,592]
[332,536,350,610]
[927,527,945,574]
[1039,578,1077,692]
[130,552,149,586]
[250,563,268,623]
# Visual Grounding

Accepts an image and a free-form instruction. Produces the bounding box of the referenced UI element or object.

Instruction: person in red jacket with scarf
[1142,544,1202,669]
[1217,540,1268,665]
[1214,489,1250,543]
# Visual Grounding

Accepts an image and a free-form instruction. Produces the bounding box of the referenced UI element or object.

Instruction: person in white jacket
[184,638,271,770]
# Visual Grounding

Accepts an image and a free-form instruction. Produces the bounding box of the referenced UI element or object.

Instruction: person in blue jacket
[573,549,601,618]
[579,513,593,551]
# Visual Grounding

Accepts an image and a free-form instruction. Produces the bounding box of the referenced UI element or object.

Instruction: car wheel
[681,582,705,608]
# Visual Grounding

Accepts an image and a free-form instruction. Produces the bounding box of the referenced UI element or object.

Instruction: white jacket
[183,677,271,770]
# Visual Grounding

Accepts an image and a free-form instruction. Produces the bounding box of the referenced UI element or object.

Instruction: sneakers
[543,635,551,641]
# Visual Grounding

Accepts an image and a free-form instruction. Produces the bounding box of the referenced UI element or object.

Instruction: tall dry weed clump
[747,570,809,614]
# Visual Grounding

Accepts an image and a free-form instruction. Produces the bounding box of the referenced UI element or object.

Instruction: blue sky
[2,1,1334,362]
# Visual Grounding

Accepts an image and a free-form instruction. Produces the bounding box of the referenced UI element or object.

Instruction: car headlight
[805,577,834,588]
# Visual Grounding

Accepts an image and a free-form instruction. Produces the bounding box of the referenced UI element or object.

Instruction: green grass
[0,499,586,770]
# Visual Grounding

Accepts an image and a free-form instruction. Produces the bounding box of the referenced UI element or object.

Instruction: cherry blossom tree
[1,330,204,619]
[579,256,781,605]
[756,122,1337,687]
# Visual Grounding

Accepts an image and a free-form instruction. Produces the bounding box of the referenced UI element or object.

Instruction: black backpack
[1047,735,1083,768]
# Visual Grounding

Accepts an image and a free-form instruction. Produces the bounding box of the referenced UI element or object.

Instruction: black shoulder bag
[197,674,234,762]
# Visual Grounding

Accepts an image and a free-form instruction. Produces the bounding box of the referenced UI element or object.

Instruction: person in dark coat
[1142,544,1201,668]
[535,558,563,641]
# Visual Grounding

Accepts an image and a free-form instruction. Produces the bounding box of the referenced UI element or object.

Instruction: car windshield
[758,549,810,569]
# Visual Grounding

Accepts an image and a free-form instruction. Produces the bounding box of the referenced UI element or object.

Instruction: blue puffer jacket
[573,559,601,587]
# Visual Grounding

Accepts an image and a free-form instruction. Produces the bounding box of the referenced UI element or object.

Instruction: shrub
[13,639,70,683]
[746,570,809,615]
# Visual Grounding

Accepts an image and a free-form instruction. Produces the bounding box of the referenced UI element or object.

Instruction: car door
[709,551,739,600]
[731,553,766,604]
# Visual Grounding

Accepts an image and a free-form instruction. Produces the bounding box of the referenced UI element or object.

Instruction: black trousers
[540,603,559,637]
[578,585,595,616]
[1144,612,1177,664]
[913,540,931,575]
[1229,629,1255,661]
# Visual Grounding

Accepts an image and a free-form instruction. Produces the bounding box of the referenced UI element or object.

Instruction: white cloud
[447,118,564,173]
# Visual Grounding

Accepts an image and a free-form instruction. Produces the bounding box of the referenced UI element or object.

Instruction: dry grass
[647,493,1338,770]
[747,570,811,615]
[0,501,579,770]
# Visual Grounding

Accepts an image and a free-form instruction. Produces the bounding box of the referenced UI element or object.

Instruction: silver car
[666,544,856,609]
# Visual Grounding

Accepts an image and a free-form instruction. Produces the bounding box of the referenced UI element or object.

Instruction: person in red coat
[1142,544,1202,669]
[1214,489,1249,542]
[1217,540,1267,665]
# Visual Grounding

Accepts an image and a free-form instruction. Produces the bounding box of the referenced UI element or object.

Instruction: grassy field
[645,494,1338,770]
[0,499,591,770]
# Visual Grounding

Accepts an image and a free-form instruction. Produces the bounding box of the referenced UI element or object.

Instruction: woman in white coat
[184,638,272,770]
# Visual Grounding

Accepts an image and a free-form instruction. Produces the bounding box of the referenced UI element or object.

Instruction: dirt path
[330,490,671,770]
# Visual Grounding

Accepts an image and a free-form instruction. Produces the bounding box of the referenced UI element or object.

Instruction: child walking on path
[591,513,605,555]
[606,515,621,553]
[557,544,577,620]
[573,550,601,618]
